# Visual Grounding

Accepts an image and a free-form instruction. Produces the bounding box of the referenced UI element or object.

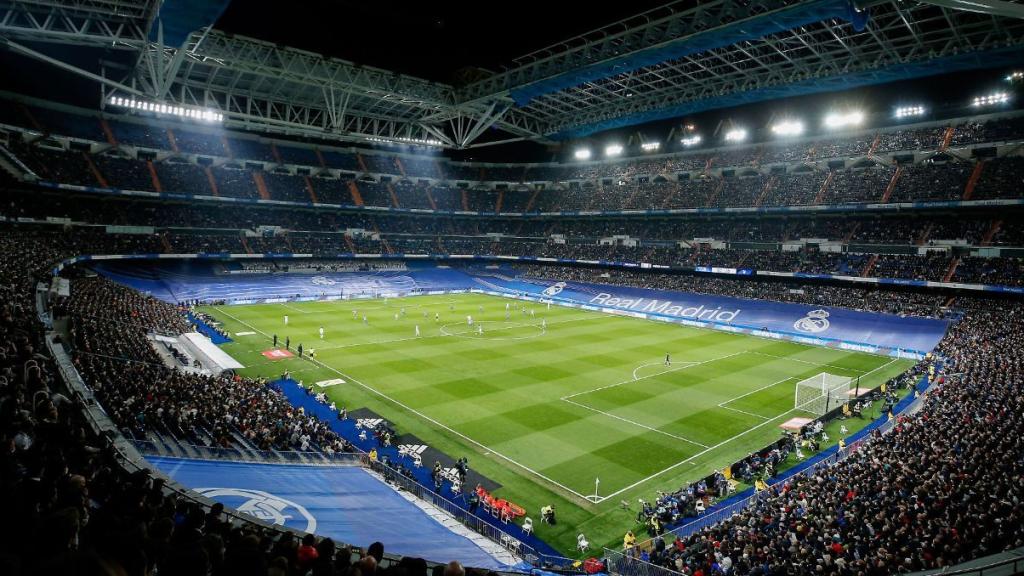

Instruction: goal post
[794,373,854,417]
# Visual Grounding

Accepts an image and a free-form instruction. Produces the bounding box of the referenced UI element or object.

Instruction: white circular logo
[542,282,566,297]
[195,488,317,533]
[793,309,831,334]
[311,276,337,286]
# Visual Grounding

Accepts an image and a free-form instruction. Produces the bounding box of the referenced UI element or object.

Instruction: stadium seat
[522,516,533,535]
[695,499,706,515]
[577,533,589,552]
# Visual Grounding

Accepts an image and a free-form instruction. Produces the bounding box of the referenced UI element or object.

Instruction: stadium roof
[2,0,1024,149]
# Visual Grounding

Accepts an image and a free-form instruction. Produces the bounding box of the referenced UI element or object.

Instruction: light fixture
[574,148,592,160]
[823,110,864,129]
[770,120,804,136]
[1006,71,1023,82]
[604,144,624,157]
[680,135,702,147]
[972,92,1010,107]
[366,136,443,147]
[108,95,224,123]
[894,105,925,119]
[724,128,747,142]
[640,142,660,152]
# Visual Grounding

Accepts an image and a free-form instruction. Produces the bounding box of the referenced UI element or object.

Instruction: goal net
[794,373,853,416]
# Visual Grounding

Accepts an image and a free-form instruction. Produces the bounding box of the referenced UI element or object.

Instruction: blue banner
[146,457,508,569]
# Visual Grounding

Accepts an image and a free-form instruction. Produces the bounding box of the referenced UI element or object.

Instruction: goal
[794,373,853,416]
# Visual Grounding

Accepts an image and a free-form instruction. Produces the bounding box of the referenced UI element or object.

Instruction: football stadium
[2,1,1024,575]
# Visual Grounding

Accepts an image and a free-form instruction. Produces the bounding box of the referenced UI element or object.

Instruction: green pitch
[200,293,913,555]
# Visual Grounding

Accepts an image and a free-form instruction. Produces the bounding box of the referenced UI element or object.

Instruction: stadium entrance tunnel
[439,320,545,341]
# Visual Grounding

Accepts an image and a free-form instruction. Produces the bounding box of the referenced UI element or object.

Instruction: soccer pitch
[202,293,914,553]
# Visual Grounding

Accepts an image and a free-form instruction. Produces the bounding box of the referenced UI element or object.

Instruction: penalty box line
[557,351,755,452]
[211,306,601,504]
[594,355,907,503]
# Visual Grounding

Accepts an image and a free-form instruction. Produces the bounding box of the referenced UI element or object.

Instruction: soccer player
[505,302,510,311]
[362,315,368,324]
[273,334,278,347]
[665,352,671,366]
[415,325,420,337]
[284,315,289,325]
[394,313,398,321]
[478,305,483,313]
[467,315,473,326]
[530,309,535,317]
[353,309,358,319]
[319,326,324,339]
[477,324,483,336]
[297,343,303,357]
[285,336,290,350]
[435,312,440,322]
[542,319,546,330]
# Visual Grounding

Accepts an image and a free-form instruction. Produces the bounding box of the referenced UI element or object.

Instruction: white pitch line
[719,376,798,405]
[562,351,747,401]
[211,305,600,504]
[562,398,710,448]
[591,356,906,503]
[631,361,698,382]
[718,405,771,420]
[747,351,870,374]
[280,302,311,314]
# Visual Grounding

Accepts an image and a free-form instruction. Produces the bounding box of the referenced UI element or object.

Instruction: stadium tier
[4,3,1024,576]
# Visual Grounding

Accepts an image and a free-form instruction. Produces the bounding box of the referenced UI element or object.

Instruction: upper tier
[2,95,1023,210]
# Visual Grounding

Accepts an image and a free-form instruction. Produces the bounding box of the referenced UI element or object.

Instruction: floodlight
[724,128,747,142]
[1006,71,1023,82]
[972,92,1010,107]
[894,105,925,119]
[108,95,224,123]
[640,142,660,152]
[574,148,592,160]
[680,135,702,147]
[604,144,623,157]
[771,120,804,136]
[823,111,864,129]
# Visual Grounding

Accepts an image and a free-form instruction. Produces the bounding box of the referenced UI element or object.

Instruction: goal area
[794,373,853,416]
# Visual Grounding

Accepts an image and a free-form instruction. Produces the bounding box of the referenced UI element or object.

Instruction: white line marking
[631,361,698,382]
[719,376,798,405]
[717,405,771,420]
[747,351,870,373]
[211,305,600,504]
[212,299,909,504]
[563,351,746,400]
[281,302,311,314]
[593,356,906,503]
[562,397,709,448]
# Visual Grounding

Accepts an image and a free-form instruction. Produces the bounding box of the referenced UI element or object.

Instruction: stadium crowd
[0,215,1021,574]
[0,230,487,576]
[633,301,1024,575]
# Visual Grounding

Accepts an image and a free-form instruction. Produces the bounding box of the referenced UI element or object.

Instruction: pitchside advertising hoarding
[519,278,949,354]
